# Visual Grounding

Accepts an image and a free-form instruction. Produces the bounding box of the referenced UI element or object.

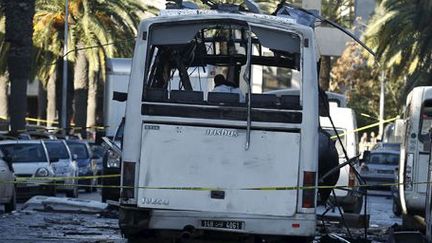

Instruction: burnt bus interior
[142,21,304,123]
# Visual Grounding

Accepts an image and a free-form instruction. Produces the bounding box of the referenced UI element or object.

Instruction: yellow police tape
[15,174,121,181]
[330,116,398,140]
[0,115,107,131]
[0,173,428,191]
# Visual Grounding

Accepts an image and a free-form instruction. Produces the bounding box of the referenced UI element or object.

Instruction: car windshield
[67,143,89,159]
[368,152,399,165]
[45,141,70,160]
[0,143,48,163]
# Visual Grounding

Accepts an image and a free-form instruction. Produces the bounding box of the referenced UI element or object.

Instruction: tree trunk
[5,0,35,134]
[86,71,97,135]
[37,79,47,126]
[73,43,88,138]
[0,73,9,120]
[0,73,9,131]
[319,56,331,91]
[47,69,57,127]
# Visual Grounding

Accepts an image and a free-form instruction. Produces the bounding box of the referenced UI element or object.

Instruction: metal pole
[61,0,69,134]
[378,70,385,139]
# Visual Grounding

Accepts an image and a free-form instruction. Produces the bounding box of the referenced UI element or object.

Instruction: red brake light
[302,171,316,208]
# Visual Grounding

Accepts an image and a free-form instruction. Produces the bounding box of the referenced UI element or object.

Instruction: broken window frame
[140,19,305,125]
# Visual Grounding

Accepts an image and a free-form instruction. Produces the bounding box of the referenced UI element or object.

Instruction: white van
[268,89,362,213]
[320,107,362,212]
[104,58,131,138]
[119,8,321,242]
[398,86,432,222]
[104,58,215,138]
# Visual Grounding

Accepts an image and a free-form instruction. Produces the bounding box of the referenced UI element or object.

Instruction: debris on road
[22,196,108,213]
[0,196,124,242]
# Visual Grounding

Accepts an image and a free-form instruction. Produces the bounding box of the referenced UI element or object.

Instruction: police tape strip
[330,116,398,140]
[0,175,428,191]
[0,115,107,131]
[14,174,121,181]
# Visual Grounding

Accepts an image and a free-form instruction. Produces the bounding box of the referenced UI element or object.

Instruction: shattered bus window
[143,22,301,107]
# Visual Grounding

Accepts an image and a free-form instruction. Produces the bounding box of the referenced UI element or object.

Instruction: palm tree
[4,0,35,134]
[365,0,432,95]
[33,0,156,135]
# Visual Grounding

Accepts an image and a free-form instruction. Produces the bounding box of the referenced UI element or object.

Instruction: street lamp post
[61,0,69,134]
[378,70,385,139]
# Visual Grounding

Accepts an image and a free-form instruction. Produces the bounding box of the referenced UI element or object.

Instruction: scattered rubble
[0,196,124,242]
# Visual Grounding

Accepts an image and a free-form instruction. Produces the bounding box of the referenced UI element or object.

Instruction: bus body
[267,89,362,213]
[119,9,320,241]
[399,86,432,217]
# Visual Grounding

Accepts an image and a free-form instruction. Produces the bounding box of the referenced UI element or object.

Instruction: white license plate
[201,220,244,230]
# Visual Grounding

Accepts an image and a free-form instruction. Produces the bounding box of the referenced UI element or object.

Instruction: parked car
[43,140,79,198]
[65,140,97,192]
[90,144,105,181]
[0,140,56,198]
[360,149,399,190]
[0,150,16,212]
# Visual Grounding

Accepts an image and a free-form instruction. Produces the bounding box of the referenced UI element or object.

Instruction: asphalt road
[0,189,402,242]
[1,189,124,242]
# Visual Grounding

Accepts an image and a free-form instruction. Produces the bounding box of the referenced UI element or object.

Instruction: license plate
[201,220,244,230]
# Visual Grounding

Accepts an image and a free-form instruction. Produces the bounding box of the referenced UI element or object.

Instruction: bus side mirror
[113,91,127,102]
[318,88,330,117]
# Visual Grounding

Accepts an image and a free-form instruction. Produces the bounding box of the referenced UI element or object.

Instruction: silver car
[43,140,79,198]
[360,149,399,189]
[0,140,56,198]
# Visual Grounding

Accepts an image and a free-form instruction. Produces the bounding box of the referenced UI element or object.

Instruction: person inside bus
[211,74,245,102]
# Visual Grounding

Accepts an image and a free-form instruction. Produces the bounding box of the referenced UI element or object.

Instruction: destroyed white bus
[268,89,362,213]
[117,4,343,242]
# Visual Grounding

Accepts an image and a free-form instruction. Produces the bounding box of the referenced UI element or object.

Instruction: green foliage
[321,0,355,27]
[330,42,403,130]
[364,0,432,97]
[32,0,158,85]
